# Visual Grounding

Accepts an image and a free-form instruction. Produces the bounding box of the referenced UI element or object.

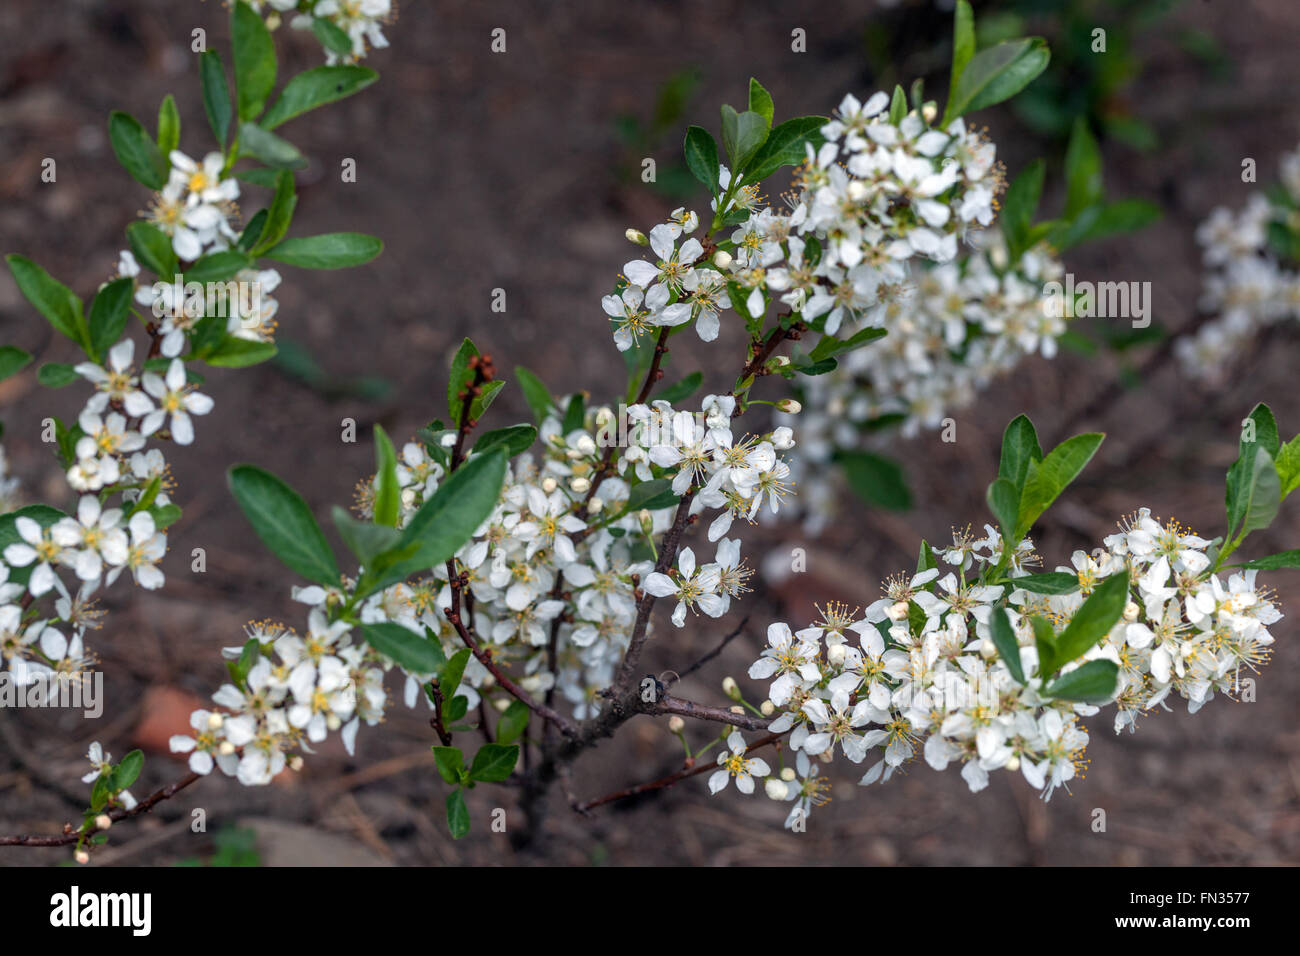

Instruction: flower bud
[922,102,938,123]
[288,754,304,772]
[494,697,510,712]
[638,509,654,536]
[770,355,791,367]
[722,676,740,699]
[980,639,997,659]
[219,741,237,756]
[326,714,342,732]
[668,716,685,734]
[760,699,775,716]
[770,426,795,450]
[776,399,802,414]
[94,814,112,830]
[780,767,797,782]
[847,180,869,202]
[401,487,417,507]
[1123,601,1139,623]
[541,477,558,493]
[885,601,910,622]
[764,778,789,800]
[587,497,604,515]
[1005,755,1021,773]
[75,849,90,865]
[827,643,846,666]
[712,249,733,269]
[207,712,224,731]
[626,228,649,245]
[569,476,591,494]
[574,435,597,456]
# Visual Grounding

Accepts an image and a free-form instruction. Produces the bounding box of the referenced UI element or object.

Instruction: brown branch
[573,730,788,813]
[0,770,202,848]
[652,694,771,731]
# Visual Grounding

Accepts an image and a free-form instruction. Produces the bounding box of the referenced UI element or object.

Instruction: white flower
[140,359,214,445]
[708,731,771,795]
[102,511,167,589]
[641,547,724,627]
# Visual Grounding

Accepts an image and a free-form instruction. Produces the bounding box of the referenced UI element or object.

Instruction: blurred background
[2,0,1299,866]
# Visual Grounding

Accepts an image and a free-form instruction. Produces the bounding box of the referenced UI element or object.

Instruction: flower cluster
[781,230,1068,528]
[249,0,395,63]
[1178,143,1300,380]
[716,509,1281,826]
[609,91,1005,354]
[175,392,797,782]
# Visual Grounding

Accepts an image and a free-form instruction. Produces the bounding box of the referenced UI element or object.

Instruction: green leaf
[997,414,1042,492]
[1051,569,1129,671]
[126,221,178,279]
[1230,446,1281,542]
[948,1,976,110]
[1229,550,1300,570]
[203,338,277,368]
[471,379,505,421]
[1227,405,1281,538]
[372,425,400,527]
[150,503,182,531]
[683,125,721,193]
[916,539,938,574]
[439,648,472,698]
[1000,159,1045,259]
[157,94,181,156]
[623,478,677,514]
[655,371,703,404]
[237,121,306,169]
[1064,117,1103,218]
[469,743,519,783]
[228,464,340,586]
[311,16,355,57]
[232,0,277,121]
[1043,660,1119,704]
[332,506,402,565]
[111,750,145,791]
[445,789,470,839]
[474,424,537,457]
[562,393,586,434]
[719,105,768,172]
[514,366,553,425]
[1030,615,1057,677]
[836,450,912,511]
[496,700,529,746]
[6,255,88,351]
[1016,432,1104,539]
[37,363,80,387]
[744,116,825,183]
[362,621,445,674]
[0,346,33,382]
[108,111,169,190]
[376,451,507,587]
[442,694,469,723]
[235,168,282,189]
[990,606,1025,684]
[943,37,1050,124]
[200,51,233,146]
[1275,434,1300,499]
[186,250,253,284]
[1058,200,1161,247]
[262,233,383,269]
[447,338,480,423]
[432,746,465,785]
[250,170,297,255]
[808,326,887,362]
[986,477,1020,547]
[262,65,379,130]
[888,84,907,124]
[87,277,135,361]
[747,78,774,127]
[1008,572,1079,595]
